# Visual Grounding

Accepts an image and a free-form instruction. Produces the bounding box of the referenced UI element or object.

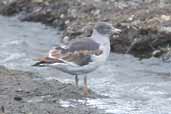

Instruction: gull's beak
[112,27,121,34]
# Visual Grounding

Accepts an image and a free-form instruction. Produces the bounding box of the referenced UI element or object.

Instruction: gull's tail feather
[32,61,47,67]
[32,56,64,67]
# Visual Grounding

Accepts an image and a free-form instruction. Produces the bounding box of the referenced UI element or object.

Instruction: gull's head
[94,22,114,37]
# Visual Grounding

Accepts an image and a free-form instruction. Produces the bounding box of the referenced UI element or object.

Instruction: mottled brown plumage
[34,48,103,66]
[33,22,114,96]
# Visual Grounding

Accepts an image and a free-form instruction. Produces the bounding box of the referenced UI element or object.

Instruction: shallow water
[1,16,171,114]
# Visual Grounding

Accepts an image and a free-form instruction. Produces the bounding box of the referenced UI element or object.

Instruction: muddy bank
[0,66,103,114]
[1,0,171,58]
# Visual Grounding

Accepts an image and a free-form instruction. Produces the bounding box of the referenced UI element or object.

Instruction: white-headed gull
[33,22,117,96]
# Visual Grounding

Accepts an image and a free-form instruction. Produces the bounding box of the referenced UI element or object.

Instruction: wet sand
[0,66,103,114]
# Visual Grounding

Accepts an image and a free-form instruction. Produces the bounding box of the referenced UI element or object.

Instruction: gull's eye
[103,27,111,33]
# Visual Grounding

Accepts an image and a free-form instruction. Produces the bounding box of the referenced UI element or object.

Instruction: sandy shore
[0,66,104,114]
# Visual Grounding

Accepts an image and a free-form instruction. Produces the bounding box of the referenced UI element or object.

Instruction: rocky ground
[1,0,171,58]
[1,1,171,114]
[0,66,104,114]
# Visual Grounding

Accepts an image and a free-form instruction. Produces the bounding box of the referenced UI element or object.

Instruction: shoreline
[0,66,104,114]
